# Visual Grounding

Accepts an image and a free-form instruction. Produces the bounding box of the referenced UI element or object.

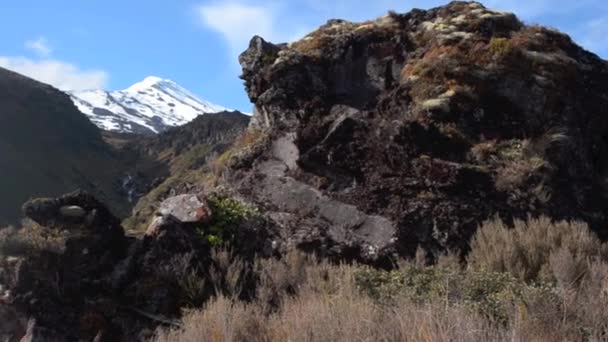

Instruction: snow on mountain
[69,76,230,134]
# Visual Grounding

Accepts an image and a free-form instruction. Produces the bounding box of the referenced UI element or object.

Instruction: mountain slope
[69,76,229,134]
[0,67,131,226]
[121,111,251,231]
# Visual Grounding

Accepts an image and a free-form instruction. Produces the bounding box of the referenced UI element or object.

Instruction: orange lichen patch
[291,20,358,56]
[210,128,268,176]
[511,25,573,53]
[402,43,479,87]
[401,45,467,82]
[436,1,478,20]
[400,62,422,81]
[292,35,333,57]
[423,45,463,61]
[291,16,398,59]
[470,140,498,162]
[437,122,468,141]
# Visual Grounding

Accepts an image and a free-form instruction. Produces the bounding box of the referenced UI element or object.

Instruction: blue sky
[1,0,607,112]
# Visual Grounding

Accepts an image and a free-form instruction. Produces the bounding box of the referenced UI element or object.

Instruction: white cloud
[24,37,52,57]
[0,56,108,91]
[196,3,277,55]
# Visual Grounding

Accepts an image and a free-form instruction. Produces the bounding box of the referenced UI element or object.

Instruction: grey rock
[158,194,212,224]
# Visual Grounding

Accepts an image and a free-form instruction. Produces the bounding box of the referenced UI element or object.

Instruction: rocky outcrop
[228,1,608,261]
[1,190,277,340]
[1,192,197,340]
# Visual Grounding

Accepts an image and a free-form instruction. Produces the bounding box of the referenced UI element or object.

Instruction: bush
[0,220,65,257]
[154,246,608,342]
[198,196,260,247]
[468,216,608,283]
[488,37,513,58]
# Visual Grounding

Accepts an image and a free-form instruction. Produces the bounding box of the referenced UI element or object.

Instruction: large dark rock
[22,190,124,236]
[1,192,210,340]
[229,1,608,261]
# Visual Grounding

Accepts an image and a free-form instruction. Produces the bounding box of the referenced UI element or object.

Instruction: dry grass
[210,129,267,177]
[488,37,514,59]
[153,217,608,341]
[468,216,608,283]
[153,262,508,342]
[0,220,66,257]
[491,130,568,196]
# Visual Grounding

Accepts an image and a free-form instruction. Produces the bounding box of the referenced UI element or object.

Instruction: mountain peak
[70,77,231,134]
[126,76,175,92]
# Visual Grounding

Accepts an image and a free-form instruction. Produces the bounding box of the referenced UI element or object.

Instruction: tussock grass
[153,216,608,342]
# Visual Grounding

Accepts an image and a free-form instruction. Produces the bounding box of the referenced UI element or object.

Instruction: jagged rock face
[236,1,608,259]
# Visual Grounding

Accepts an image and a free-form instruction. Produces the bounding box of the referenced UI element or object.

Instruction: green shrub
[354,261,560,324]
[461,269,519,323]
[198,196,260,247]
[354,267,407,302]
[355,264,459,303]
[489,37,513,58]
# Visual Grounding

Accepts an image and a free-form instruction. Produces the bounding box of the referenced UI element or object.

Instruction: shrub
[468,216,608,283]
[488,37,513,58]
[0,220,65,257]
[154,246,608,342]
[198,196,260,247]
[461,269,519,323]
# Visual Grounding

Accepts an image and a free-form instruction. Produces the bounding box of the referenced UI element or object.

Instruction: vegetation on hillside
[148,216,608,341]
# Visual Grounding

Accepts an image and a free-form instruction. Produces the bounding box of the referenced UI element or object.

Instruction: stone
[22,190,123,231]
[158,194,212,224]
[59,205,86,218]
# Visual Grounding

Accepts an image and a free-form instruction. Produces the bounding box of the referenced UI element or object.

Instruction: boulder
[6,192,218,340]
[158,194,212,224]
[22,190,123,232]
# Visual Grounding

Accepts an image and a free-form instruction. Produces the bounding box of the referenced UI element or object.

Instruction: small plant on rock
[198,196,260,247]
[489,37,514,58]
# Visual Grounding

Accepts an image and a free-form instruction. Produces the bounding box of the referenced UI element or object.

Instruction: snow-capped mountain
[69,76,230,134]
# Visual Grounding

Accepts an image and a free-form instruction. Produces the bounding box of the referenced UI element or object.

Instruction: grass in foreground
[152,216,608,342]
